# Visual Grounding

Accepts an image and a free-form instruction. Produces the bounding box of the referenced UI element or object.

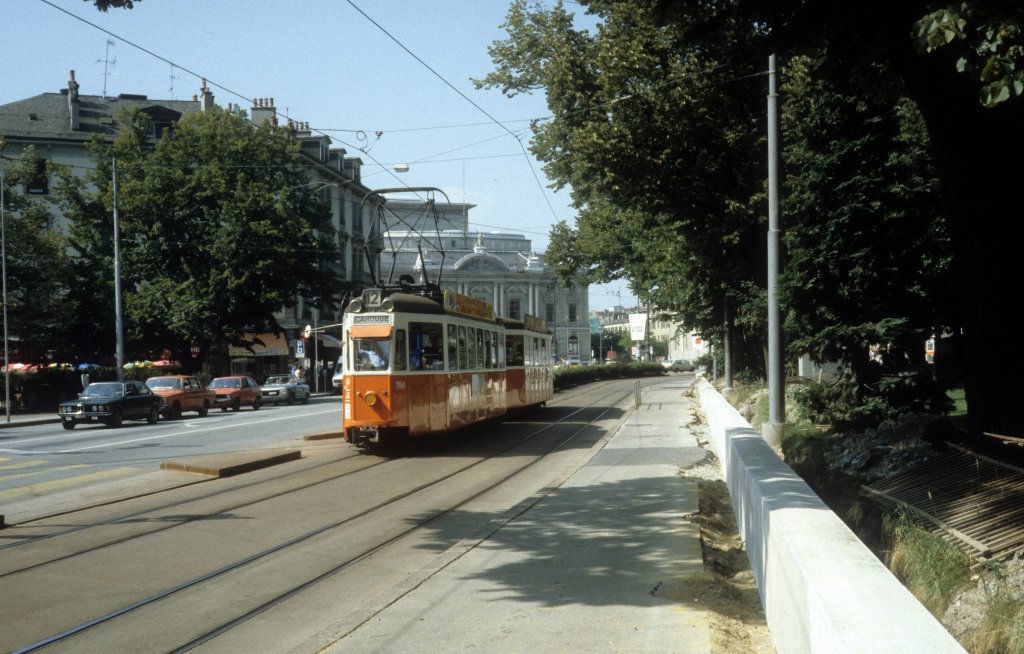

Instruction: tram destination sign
[352,314,392,324]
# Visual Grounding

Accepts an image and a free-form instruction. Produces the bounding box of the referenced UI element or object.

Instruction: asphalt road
[0,380,646,653]
[0,396,343,503]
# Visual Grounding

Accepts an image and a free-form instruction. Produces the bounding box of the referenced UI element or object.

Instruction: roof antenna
[169,64,179,99]
[96,39,116,98]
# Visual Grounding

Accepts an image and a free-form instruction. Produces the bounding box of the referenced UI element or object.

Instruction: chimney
[199,79,215,112]
[68,70,80,130]
[251,96,276,126]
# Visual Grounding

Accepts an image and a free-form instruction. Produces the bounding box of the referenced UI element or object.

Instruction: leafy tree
[54,107,339,373]
[741,0,1024,438]
[89,0,139,10]
[478,0,768,375]
[489,0,1024,439]
[780,54,957,423]
[0,147,75,359]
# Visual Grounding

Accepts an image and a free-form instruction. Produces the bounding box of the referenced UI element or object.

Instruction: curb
[160,449,302,477]
[303,430,345,441]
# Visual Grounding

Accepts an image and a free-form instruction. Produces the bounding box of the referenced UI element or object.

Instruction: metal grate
[861,443,1024,562]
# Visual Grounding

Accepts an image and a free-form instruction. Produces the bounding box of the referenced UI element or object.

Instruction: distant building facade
[0,72,378,381]
[378,199,590,363]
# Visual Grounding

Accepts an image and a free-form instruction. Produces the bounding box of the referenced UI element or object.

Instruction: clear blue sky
[2,0,633,310]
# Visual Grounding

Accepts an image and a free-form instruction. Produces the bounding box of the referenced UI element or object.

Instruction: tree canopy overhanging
[479,0,1023,436]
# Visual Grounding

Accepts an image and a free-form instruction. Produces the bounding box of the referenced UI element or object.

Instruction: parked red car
[208,376,262,411]
[145,375,216,419]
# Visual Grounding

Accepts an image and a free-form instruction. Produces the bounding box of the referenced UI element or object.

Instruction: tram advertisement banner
[443,289,495,321]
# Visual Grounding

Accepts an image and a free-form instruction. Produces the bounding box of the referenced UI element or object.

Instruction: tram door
[410,322,448,433]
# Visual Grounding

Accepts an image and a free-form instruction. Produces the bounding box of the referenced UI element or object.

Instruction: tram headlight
[381,298,395,312]
[348,299,364,313]
[364,391,378,406]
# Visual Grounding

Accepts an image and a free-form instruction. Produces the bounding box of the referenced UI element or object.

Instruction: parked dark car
[57,381,163,430]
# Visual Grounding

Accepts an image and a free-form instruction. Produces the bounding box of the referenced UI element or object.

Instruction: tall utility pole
[1,145,9,422]
[765,53,784,446]
[113,158,125,380]
[724,301,733,392]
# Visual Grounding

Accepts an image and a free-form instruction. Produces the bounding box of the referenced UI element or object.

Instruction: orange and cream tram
[342,283,554,448]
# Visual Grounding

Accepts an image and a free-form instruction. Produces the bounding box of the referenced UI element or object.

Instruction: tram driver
[355,339,389,371]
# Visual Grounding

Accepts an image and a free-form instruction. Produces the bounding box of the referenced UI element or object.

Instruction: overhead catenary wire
[343,0,563,224]
[34,0,426,203]
[27,0,767,240]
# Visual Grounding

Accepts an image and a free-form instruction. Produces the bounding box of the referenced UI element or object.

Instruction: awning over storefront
[349,325,392,339]
[228,332,290,357]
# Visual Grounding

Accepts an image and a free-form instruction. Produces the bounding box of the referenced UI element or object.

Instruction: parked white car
[260,375,311,405]
[331,355,344,393]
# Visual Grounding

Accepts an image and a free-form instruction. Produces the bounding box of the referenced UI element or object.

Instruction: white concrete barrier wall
[697,379,965,654]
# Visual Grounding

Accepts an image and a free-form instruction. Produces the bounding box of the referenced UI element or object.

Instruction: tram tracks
[5,381,635,653]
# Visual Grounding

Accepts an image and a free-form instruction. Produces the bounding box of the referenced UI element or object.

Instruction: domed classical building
[377,200,590,364]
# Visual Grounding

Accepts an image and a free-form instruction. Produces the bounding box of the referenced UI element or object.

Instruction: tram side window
[507,335,524,366]
[447,324,458,371]
[467,327,478,369]
[409,322,444,370]
[354,338,390,371]
[533,337,540,367]
[477,329,485,370]
[498,332,506,368]
[394,330,407,371]
[487,331,497,369]
[458,326,468,371]
[541,336,548,366]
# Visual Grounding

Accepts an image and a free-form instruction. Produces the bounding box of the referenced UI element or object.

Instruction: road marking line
[0,459,48,471]
[0,466,137,501]
[0,464,89,482]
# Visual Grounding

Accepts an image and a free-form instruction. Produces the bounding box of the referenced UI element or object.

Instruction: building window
[352,202,363,233]
[508,298,521,320]
[25,158,48,195]
[546,303,554,324]
[568,303,577,323]
[569,335,579,355]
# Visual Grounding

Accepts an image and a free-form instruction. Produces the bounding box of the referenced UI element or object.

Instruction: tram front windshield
[353,338,390,371]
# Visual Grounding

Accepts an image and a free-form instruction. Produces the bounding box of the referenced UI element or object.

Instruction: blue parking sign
[295,339,305,357]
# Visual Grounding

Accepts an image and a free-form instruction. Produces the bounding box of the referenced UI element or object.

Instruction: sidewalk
[331,379,711,653]
[0,410,57,428]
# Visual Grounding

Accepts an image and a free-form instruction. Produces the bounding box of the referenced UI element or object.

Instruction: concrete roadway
[0,396,343,517]
[0,377,712,653]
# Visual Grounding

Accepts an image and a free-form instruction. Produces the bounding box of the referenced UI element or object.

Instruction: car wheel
[108,408,123,428]
[286,391,295,406]
[253,397,261,411]
[232,398,241,412]
[147,405,159,424]
[62,420,76,431]
[170,402,182,420]
[199,401,209,417]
